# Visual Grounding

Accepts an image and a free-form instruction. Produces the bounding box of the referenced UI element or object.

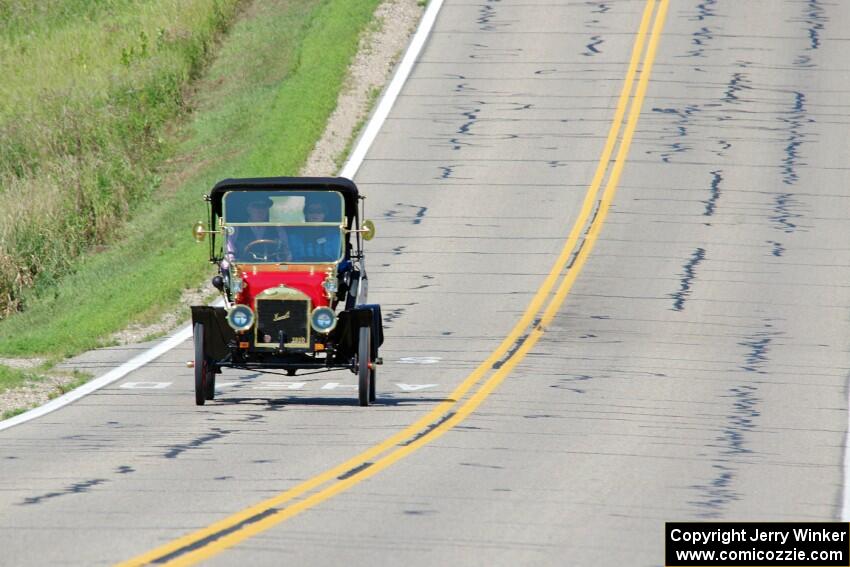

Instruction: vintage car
[190,177,384,406]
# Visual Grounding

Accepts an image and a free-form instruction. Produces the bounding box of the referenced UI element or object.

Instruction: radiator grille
[255,298,310,348]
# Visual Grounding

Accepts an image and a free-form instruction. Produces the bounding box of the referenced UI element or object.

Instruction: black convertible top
[209,177,360,223]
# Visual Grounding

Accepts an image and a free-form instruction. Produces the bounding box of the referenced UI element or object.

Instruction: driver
[227,196,291,262]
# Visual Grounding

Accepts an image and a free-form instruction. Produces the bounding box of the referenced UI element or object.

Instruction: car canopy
[209,177,360,227]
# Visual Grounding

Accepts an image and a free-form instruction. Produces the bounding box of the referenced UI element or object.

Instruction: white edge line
[0,0,444,433]
[0,324,192,432]
[339,0,444,180]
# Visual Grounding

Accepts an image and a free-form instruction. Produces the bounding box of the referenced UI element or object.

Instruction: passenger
[305,200,328,223]
[289,198,342,262]
[226,196,290,262]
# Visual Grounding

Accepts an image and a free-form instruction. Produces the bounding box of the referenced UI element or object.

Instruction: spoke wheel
[193,323,213,406]
[358,326,371,407]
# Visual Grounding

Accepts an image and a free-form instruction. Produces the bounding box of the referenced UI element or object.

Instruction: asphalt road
[3,1,850,565]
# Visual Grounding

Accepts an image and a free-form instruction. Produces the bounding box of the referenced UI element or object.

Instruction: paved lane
[3,1,850,566]
[0,0,643,564]
[202,1,850,566]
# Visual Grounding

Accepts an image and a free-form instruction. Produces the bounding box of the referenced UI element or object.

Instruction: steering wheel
[243,239,283,261]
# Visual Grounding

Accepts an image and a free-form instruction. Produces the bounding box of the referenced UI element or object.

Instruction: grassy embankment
[0,0,383,372]
[0,0,244,317]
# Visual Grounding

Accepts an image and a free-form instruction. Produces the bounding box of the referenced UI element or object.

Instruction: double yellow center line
[120,1,668,564]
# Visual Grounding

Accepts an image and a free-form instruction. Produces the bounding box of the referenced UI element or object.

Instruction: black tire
[204,362,216,400]
[194,323,216,405]
[358,326,371,407]
[286,368,298,377]
[369,354,377,403]
[194,323,207,406]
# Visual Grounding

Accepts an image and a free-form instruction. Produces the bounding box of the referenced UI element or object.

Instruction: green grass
[0,0,384,357]
[0,364,38,394]
[48,371,91,399]
[2,407,27,420]
[0,365,90,419]
[0,0,245,317]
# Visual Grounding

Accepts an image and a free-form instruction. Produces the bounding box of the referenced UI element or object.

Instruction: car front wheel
[193,323,215,405]
[358,326,371,407]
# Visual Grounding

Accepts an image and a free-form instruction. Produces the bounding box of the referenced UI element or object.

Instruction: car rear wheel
[369,353,377,403]
[358,326,371,407]
[194,323,214,406]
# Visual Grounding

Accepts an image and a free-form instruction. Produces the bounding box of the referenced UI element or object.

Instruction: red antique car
[190,177,383,406]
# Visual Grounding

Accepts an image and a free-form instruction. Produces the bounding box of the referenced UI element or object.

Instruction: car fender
[190,306,235,361]
[332,304,383,361]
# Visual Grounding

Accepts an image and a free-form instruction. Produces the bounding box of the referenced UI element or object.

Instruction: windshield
[222,190,344,264]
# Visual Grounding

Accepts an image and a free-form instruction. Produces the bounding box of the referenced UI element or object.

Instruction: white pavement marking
[322,383,358,390]
[119,382,173,389]
[0,2,445,432]
[338,0,445,179]
[395,383,437,392]
[252,382,306,390]
[398,356,442,364]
